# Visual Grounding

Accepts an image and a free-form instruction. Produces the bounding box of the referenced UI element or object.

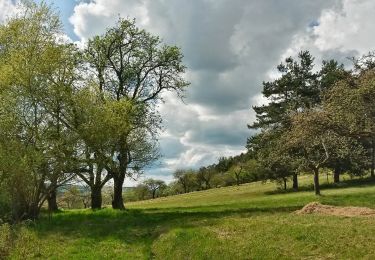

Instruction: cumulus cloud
[70,0,149,41]
[0,0,17,22]
[278,0,375,69]
[313,0,375,53]
[67,0,375,184]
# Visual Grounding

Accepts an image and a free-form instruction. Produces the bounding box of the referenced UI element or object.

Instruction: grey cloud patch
[321,49,360,67]
[187,127,248,147]
[148,0,339,113]
[159,137,186,159]
[145,0,244,72]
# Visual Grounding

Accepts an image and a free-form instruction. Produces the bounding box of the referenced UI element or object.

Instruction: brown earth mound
[295,202,375,217]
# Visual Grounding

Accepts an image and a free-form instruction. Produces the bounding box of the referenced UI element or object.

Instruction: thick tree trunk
[236,173,240,186]
[47,189,59,212]
[372,139,375,178]
[313,168,321,195]
[333,168,340,183]
[19,201,40,221]
[292,173,298,191]
[91,185,102,209]
[112,176,125,210]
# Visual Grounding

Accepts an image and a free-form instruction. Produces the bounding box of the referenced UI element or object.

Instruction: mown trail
[8,177,375,259]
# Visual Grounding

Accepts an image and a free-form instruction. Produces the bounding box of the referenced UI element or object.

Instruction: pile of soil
[295,202,375,217]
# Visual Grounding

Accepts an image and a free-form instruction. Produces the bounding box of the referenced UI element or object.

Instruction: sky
[1,0,375,185]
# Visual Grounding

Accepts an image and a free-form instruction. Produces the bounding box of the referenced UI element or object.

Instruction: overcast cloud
[2,0,375,185]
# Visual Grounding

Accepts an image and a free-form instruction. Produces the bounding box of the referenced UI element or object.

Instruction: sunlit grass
[6,176,375,259]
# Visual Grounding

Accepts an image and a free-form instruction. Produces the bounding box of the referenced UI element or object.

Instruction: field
[5,176,375,259]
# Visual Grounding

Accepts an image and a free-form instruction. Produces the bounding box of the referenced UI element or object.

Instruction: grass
[5,175,375,259]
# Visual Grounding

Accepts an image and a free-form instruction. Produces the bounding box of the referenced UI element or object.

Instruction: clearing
[6,176,375,259]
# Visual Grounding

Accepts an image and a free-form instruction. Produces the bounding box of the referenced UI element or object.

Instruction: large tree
[283,110,366,195]
[0,2,79,219]
[324,57,375,178]
[83,19,189,209]
[249,51,352,189]
[70,87,142,209]
[249,51,319,189]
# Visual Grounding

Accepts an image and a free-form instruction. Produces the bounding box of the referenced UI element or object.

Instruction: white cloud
[277,0,375,67]
[70,0,149,41]
[0,0,17,22]
[313,0,375,53]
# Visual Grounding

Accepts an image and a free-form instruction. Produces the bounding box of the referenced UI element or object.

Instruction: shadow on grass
[28,177,375,258]
[265,177,375,195]
[31,204,299,257]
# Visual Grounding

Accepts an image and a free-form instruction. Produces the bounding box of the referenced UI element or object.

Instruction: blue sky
[2,0,375,185]
[35,0,78,40]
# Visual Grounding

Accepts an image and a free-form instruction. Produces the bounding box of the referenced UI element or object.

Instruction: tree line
[123,153,263,202]
[126,52,375,201]
[248,50,375,195]
[0,2,188,221]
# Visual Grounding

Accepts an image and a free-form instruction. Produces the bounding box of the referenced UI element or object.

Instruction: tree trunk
[283,178,287,190]
[292,173,298,191]
[112,176,125,210]
[47,189,59,212]
[91,185,102,209]
[313,168,321,195]
[333,168,340,183]
[22,202,40,221]
[372,139,375,178]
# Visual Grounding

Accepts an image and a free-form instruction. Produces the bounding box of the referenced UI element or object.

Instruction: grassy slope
[8,176,375,259]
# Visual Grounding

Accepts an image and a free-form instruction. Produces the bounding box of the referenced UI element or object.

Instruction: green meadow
[4,176,375,259]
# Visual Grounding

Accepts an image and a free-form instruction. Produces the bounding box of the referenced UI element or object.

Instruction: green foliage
[0,1,79,220]
[0,1,189,215]
[142,179,167,199]
[173,169,199,193]
[79,17,189,209]
[248,50,374,193]
[250,51,318,130]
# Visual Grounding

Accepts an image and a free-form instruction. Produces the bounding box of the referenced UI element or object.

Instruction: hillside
[3,176,375,259]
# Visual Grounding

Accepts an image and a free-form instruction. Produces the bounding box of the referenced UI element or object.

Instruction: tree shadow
[30,204,299,257]
[264,177,375,195]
